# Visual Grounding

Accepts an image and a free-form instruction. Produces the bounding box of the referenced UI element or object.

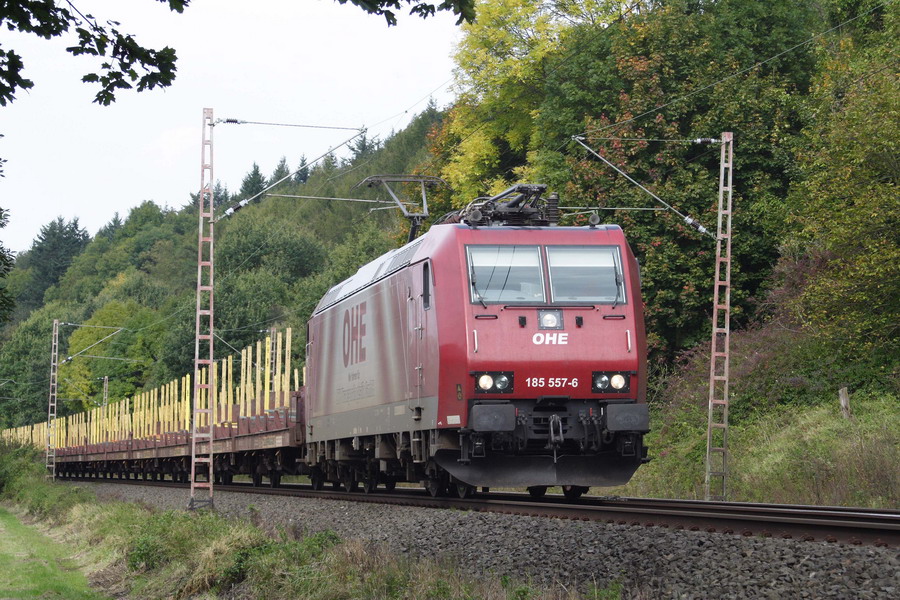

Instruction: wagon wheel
[341,469,359,493]
[426,476,447,498]
[362,475,378,494]
[455,482,475,499]
[562,485,588,501]
[527,486,548,499]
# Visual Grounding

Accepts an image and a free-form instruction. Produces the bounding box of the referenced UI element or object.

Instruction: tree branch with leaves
[0,0,187,106]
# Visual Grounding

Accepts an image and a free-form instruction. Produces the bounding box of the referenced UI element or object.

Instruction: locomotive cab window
[546,246,626,304]
[466,245,545,304]
[423,262,431,310]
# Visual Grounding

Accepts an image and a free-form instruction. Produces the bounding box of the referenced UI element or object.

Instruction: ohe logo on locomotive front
[342,301,368,367]
[532,332,568,345]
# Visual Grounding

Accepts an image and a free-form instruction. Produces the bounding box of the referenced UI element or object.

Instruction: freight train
[2,184,650,500]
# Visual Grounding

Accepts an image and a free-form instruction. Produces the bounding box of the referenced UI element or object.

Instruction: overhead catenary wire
[215,118,360,131]
[216,128,368,219]
[587,137,720,144]
[572,136,714,239]
[76,355,147,363]
[264,194,411,206]
[60,323,123,329]
[61,328,125,364]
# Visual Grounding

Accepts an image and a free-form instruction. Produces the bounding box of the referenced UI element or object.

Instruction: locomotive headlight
[474,371,514,394]
[477,374,495,391]
[538,309,563,330]
[592,371,631,393]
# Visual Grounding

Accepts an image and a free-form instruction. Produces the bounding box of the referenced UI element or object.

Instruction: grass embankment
[0,444,621,600]
[0,505,109,599]
[613,318,899,507]
[618,391,899,506]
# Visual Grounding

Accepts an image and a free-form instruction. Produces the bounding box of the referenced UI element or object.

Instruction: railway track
[64,476,899,548]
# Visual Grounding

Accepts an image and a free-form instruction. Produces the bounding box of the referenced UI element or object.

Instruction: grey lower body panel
[433,448,642,488]
[308,396,439,442]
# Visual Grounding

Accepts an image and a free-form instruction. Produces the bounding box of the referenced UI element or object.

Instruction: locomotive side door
[406,262,427,416]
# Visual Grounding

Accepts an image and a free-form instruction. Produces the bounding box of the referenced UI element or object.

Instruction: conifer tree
[294,155,310,184]
[0,206,14,324]
[18,217,89,311]
[213,180,232,208]
[270,156,290,185]
[239,163,267,204]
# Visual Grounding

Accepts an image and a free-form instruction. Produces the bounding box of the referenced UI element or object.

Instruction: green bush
[0,442,93,519]
[126,509,230,572]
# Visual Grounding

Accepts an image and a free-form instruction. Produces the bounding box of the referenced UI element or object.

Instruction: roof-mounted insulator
[546,192,560,226]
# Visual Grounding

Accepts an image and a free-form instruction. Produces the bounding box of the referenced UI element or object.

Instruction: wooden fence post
[839,387,852,419]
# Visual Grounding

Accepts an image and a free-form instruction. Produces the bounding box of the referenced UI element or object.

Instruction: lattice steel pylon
[46,318,59,479]
[189,108,216,510]
[705,132,734,501]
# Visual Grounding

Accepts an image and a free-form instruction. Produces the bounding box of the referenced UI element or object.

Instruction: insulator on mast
[684,216,709,235]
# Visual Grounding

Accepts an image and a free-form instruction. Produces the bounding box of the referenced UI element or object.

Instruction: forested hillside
[0,0,896,504]
[0,105,442,426]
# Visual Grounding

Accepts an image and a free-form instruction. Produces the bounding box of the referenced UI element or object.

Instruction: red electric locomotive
[304,185,649,498]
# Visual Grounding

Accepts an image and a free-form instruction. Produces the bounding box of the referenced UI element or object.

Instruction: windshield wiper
[470,266,487,308]
[612,270,622,308]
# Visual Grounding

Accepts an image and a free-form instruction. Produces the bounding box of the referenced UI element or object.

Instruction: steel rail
[64,477,898,548]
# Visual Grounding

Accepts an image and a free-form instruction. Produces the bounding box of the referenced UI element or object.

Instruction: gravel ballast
[75,482,898,598]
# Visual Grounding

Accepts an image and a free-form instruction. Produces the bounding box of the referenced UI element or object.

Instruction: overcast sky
[1,0,462,253]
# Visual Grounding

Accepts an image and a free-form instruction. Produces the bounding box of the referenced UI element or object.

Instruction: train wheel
[362,476,378,494]
[269,472,281,488]
[310,473,324,491]
[527,486,548,499]
[426,477,447,498]
[223,473,233,485]
[341,470,359,493]
[251,472,263,487]
[455,483,474,499]
[562,485,588,501]
[383,480,396,492]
